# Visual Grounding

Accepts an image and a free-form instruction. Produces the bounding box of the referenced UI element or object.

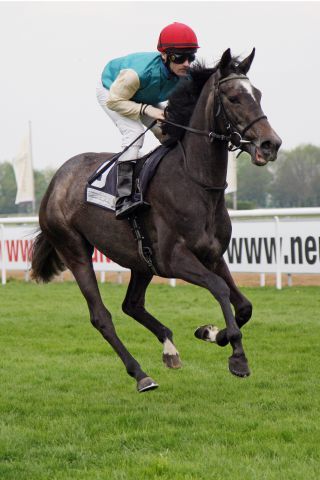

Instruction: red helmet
[157,22,199,52]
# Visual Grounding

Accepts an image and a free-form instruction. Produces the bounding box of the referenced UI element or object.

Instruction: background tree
[269,144,320,207]
[0,162,55,214]
[34,168,55,211]
[227,145,320,209]
[235,152,273,208]
[0,162,18,214]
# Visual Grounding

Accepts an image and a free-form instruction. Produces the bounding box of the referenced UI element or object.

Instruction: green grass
[0,280,319,479]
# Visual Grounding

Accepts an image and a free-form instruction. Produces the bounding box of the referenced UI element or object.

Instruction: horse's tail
[31,230,65,283]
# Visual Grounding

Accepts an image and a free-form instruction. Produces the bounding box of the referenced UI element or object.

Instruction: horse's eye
[229,96,240,104]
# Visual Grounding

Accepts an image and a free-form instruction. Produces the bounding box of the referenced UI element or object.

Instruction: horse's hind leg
[122,271,181,368]
[52,235,158,392]
[195,258,252,347]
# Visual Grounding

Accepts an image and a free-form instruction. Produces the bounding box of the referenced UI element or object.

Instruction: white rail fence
[1,207,320,289]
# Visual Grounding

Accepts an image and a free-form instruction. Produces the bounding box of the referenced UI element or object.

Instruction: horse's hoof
[194,324,219,343]
[162,353,182,369]
[137,376,159,393]
[228,354,251,378]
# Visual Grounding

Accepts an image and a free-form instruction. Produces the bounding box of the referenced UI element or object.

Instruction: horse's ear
[238,48,255,75]
[219,48,232,77]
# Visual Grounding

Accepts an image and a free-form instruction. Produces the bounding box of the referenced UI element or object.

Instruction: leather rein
[161,75,267,152]
[160,74,267,192]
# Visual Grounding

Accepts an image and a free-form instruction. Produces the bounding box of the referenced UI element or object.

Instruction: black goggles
[168,52,196,64]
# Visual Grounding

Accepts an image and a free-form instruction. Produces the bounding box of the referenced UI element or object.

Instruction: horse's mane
[162,56,241,140]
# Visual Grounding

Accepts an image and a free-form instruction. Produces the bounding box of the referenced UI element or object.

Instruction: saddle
[86,144,173,212]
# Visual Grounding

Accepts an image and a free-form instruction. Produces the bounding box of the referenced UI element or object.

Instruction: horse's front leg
[195,258,252,347]
[170,245,250,377]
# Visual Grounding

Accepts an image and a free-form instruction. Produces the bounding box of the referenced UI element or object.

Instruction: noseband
[216,75,267,150]
[161,74,267,151]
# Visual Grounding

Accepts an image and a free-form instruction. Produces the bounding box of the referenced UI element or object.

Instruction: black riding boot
[115,161,149,220]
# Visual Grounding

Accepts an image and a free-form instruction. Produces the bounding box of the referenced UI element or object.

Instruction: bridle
[215,75,267,151]
[159,73,268,191]
[161,74,267,152]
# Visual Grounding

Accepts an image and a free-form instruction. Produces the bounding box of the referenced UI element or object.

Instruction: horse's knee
[209,275,230,301]
[242,302,253,319]
[236,302,253,327]
[214,285,230,304]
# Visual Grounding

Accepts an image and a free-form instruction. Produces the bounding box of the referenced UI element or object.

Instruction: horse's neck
[182,83,228,188]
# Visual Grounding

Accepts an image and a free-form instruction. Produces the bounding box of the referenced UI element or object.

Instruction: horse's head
[216,48,282,165]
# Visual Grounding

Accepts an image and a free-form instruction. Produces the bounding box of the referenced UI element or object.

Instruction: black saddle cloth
[86,144,173,211]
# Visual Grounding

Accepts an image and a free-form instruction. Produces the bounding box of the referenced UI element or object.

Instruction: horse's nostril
[261,140,273,152]
[261,138,282,153]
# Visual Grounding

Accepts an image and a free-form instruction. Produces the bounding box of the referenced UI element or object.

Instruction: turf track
[0,281,319,479]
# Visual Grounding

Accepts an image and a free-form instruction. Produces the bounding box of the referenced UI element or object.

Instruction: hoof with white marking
[162,353,182,369]
[194,324,219,343]
[162,338,181,368]
[137,376,159,393]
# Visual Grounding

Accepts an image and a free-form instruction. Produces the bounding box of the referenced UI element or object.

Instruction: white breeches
[96,80,165,161]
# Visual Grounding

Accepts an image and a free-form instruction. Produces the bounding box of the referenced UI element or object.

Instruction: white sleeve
[106,69,142,120]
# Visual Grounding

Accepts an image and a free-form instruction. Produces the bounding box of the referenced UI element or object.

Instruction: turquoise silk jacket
[101,52,180,119]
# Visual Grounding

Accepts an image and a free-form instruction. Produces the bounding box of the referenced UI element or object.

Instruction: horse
[31,48,281,392]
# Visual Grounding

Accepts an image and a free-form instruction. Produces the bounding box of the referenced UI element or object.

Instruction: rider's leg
[115,159,150,219]
[96,82,145,157]
[97,83,150,218]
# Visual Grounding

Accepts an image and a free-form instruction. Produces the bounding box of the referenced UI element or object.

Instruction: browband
[218,75,249,85]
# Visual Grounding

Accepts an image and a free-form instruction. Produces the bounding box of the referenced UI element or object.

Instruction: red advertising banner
[0,226,128,272]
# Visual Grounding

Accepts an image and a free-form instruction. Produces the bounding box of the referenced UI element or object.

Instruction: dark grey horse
[31,49,281,392]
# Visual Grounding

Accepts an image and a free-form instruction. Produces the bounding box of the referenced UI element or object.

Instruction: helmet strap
[161,54,176,77]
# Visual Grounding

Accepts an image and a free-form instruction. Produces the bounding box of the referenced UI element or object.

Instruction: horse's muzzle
[247,131,282,166]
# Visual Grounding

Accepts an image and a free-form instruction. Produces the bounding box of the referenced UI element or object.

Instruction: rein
[159,73,267,192]
[88,120,158,184]
[160,118,231,143]
[161,74,267,152]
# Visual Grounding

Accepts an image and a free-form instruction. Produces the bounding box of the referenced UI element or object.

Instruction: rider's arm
[106,69,141,119]
[106,69,164,121]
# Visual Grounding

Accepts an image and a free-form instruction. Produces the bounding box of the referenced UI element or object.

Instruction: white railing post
[274,216,282,290]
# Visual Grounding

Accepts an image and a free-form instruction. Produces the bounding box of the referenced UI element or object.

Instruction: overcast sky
[0,1,319,170]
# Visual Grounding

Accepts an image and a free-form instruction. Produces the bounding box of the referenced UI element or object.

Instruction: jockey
[96,22,199,219]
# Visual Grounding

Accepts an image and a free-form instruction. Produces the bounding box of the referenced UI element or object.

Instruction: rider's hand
[143,105,165,121]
